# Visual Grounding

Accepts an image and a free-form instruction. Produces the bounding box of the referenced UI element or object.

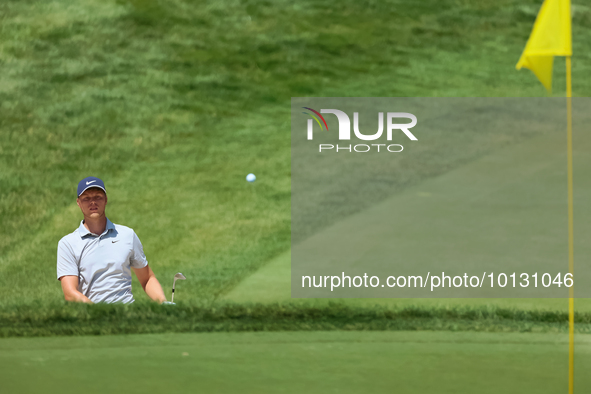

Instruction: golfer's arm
[59,276,93,304]
[133,265,167,303]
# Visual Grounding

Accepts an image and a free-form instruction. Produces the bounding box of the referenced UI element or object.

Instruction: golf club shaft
[172,280,177,302]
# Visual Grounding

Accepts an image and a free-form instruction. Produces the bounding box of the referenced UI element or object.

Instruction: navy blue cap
[77,176,106,197]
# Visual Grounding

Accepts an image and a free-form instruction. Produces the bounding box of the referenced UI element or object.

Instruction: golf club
[172,272,186,303]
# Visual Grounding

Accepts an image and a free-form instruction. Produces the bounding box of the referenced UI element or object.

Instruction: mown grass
[3,331,585,394]
[2,301,591,338]
[2,0,591,308]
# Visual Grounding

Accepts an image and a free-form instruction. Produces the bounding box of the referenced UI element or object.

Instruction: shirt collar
[77,218,115,238]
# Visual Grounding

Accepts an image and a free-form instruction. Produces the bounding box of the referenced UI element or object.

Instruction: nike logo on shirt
[112,240,119,243]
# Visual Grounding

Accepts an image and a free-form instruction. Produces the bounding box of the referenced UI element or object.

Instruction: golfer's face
[77,189,107,219]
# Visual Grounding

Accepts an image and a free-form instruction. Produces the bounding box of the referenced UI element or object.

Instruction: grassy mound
[2,0,591,309]
[2,301,591,337]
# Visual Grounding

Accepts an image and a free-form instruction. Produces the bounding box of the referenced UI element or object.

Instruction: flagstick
[566,55,574,394]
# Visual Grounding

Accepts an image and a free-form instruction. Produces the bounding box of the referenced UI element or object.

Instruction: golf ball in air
[246,173,256,182]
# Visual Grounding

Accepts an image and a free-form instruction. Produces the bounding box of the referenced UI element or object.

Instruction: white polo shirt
[57,218,149,303]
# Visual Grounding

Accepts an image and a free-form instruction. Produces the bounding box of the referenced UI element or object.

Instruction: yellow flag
[516,0,572,91]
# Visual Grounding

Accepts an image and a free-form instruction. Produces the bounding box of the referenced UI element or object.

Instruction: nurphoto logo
[302,107,417,153]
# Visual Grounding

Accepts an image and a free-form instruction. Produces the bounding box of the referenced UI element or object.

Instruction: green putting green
[1,331,589,394]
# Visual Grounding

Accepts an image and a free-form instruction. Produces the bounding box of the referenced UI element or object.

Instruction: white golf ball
[246,173,256,182]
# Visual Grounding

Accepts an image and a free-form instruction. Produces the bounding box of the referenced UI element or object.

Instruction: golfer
[57,176,167,304]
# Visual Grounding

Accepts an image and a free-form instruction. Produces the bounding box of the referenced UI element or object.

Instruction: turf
[2,0,591,307]
[2,1,591,392]
[6,300,591,337]
[1,330,590,394]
